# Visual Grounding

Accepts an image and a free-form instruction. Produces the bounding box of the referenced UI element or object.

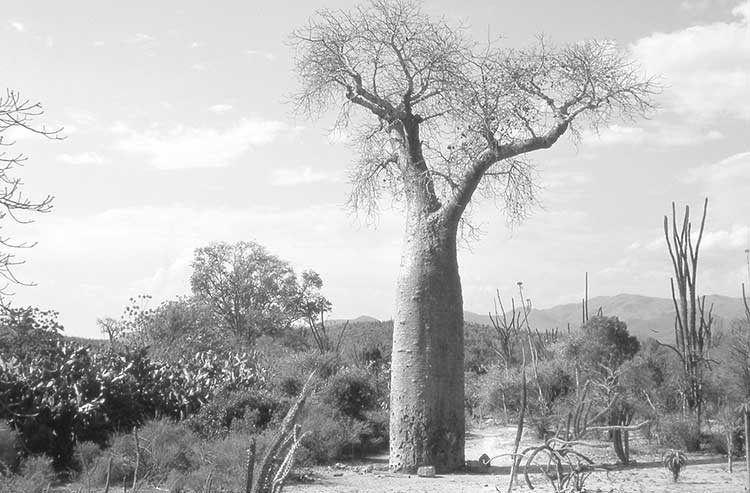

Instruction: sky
[2,0,749,339]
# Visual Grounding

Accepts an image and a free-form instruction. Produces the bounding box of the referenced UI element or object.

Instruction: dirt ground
[286,423,749,492]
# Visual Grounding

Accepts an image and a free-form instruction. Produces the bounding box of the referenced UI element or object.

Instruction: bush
[325,367,378,419]
[272,352,339,398]
[164,429,277,492]
[0,473,49,493]
[709,429,744,457]
[6,455,56,492]
[1,335,268,470]
[476,366,524,417]
[108,419,201,486]
[299,400,388,463]
[188,389,281,438]
[660,417,701,451]
[73,440,105,484]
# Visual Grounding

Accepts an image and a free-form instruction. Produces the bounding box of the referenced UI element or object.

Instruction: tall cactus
[662,198,713,428]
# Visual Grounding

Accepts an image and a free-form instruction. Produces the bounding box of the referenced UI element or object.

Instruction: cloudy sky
[2,0,749,338]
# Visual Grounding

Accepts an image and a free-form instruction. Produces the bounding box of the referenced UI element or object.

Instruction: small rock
[333,472,344,477]
[376,474,384,478]
[417,466,436,478]
[362,464,374,473]
[335,462,346,469]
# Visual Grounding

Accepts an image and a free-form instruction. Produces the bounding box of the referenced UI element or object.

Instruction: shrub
[0,474,48,493]
[272,352,339,398]
[476,366,524,417]
[103,419,201,486]
[188,389,281,438]
[709,429,744,457]
[17,455,55,491]
[298,401,388,463]
[73,440,105,486]
[659,417,700,452]
[325,367,378,419]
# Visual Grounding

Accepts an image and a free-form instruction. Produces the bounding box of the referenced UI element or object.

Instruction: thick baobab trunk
[390,211,465,473]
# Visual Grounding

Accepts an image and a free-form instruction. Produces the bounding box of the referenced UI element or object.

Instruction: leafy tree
[190,241,330,344]
[292,0,656,471]
[568,315,640,372]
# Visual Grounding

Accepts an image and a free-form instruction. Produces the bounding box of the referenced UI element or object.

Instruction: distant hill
[465,293,748,342]
[328,315,381,325]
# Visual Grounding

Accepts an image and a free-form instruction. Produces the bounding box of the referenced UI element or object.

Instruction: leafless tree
[292,0,657,472]
[0,89,60,296]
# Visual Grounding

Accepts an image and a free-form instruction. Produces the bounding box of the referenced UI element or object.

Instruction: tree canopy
[292,0,657,224]
[190,241,330,344]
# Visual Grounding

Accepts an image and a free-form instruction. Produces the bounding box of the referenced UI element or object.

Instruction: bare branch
[292,1,657,234]
[0,89,59,295]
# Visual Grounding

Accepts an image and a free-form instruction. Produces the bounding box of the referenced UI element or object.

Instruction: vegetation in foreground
[2,271,750,492]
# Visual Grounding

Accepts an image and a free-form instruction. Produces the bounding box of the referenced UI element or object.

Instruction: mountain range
[465,293,749,341]
[344,294,749,342]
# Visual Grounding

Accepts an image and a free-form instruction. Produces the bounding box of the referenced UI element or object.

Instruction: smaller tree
[563,315,641,464]
[190,241,330,344]
[577,315,640,370]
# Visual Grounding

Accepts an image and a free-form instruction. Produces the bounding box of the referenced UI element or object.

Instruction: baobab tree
[292,0,656,472]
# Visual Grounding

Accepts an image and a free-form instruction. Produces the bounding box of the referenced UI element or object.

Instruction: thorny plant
[490,437,595,492]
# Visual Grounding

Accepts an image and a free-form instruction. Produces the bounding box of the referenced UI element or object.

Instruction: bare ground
[287,423,749,493]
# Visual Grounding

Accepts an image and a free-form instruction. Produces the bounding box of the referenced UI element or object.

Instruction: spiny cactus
[245,371,316,493]
[662,449,688,482]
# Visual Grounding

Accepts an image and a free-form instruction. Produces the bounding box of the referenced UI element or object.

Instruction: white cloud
[687,151,750,183]
[113,118,286,170]
[270,167,341,186]
[702,225,750,251]
[632,1,750,120]
[586,123,724,147]
[191,63,206,71]
[247,49,275,61]
[57,152,108,165]
[10,21,25,32]
[208,104,233,113]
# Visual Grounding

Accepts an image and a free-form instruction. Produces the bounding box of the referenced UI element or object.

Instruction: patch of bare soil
[287,423,748,492]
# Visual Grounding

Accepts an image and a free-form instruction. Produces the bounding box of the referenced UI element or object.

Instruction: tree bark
[389,209,465,473]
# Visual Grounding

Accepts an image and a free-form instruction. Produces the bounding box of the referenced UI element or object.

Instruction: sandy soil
[286,423,749,492]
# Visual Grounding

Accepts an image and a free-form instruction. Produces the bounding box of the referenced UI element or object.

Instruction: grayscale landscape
[1,1,749,492]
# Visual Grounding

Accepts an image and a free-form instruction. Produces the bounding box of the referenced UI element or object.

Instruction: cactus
[246,371,316,493]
